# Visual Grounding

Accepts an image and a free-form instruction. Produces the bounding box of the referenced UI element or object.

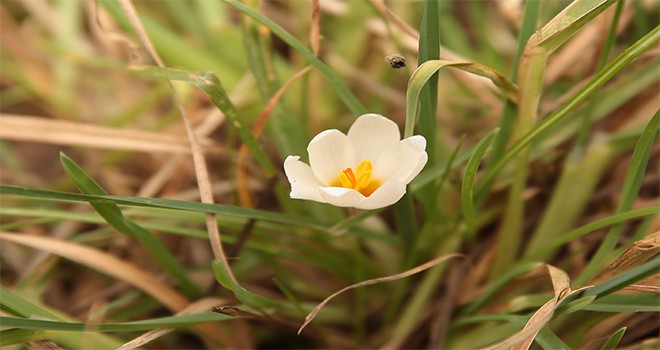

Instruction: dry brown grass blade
[310,0,321,56]
[483,264,571,350]
[116,0,236,287]
[236,66,312,207]
[0,114,222,155]
[1,232,234,346]
[591,231,660,285]
[369,0,420,40]
[117,297,227,350]
[298,254,463,335]
[0,231,189,311]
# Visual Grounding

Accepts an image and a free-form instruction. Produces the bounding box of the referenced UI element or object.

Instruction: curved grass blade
[299,254,462,334]
[131,66,275,174]
[222,0,366,116]
[461,128,499,236]
[60,153,202,298]
[211,260,283,310]
[405,60,518,138]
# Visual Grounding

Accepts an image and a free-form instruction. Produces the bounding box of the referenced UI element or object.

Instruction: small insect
[385,54,407,69]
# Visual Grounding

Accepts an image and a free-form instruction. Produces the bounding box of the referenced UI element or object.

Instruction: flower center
[336,160,381,197]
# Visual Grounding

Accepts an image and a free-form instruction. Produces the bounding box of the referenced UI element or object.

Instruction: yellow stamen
[334,160,381,197]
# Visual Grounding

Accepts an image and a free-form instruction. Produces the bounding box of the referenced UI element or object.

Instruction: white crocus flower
[283,114,428,210]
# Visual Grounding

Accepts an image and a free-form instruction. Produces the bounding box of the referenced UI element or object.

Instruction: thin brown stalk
[118,297,228,350]
[310,0,321,56]
[116,0,236,286]
[299,254,463,335]
[236,66,312,207]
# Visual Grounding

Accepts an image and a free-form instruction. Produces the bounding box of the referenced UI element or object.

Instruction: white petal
[356,180,407,210]
[318,187,365,208]
[347,114,401,163]
[373,135,428,185]
[283,156,324,202]
[307,129,355,185]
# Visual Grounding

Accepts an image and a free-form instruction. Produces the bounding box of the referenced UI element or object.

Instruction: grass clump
[1,1,658,349]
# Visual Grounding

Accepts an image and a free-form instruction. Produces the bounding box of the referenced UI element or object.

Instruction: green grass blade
[0,185,323,228]
[59,153,202,297]
[536,326,572,350]
[0,329,47,346]
[222,0,366,116]
[582,257,660,298]
[211,260,284,309]
[394,193,417,259]
[461,128,499,236]
[577,112,659,284]
[436,134,465,192]
[583,294,660,313]
[526,139,615,259]
[0,287,123,348]
[99,0,245,86]
[478,25,660,194]
[405,60,517,138]
[1,286,59,319]
[459,262,541,316]
[535,0,617,52]
[238,3,306,157]
[486,0,539,178]
[417,0,440,163]
[0,312,233,332]
[131,66,276,174]
[599,327,627,350]
[522,206,660,262]
[575,0,625,148]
